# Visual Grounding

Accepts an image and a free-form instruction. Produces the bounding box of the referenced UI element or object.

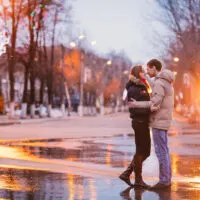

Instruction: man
[128,59,175,189]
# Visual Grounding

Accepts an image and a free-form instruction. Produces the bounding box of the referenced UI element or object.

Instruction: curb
[0,116,71,126]
[0,121,21,126]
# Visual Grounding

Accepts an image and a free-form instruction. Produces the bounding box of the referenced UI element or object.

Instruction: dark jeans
[132,119,151,160]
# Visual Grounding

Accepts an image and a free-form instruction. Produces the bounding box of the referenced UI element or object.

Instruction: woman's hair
[130,65,143,79]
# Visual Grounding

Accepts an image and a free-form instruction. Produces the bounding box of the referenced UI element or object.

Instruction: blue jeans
[152,128,172,184]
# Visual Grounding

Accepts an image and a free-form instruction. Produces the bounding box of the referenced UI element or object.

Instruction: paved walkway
[0,112,199,199]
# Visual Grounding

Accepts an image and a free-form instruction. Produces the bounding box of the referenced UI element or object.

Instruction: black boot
[119,158,134,187]
[133,155,150,189]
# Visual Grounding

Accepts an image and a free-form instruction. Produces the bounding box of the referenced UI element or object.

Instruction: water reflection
[0,135,199,199]
[0,136,200,181]
[119,187,172,200]
[0,167,92,199]
[171,154,200,177]
[0,137,128,168]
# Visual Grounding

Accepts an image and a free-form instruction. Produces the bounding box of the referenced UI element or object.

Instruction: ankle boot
[119,157,135,187]
[133,155,150,189]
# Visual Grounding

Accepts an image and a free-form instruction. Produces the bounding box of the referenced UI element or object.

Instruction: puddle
[0,134,199,199]
[0,167,199,200]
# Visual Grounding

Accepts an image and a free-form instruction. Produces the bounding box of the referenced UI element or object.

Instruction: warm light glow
[123,152,128,168]
[123,70,129,75]
[173,71,177,76]
[70,42,76,48]
[89,179,97,200]
[0,146,31,160]
[77,183,85,200]
[147,87,152,94]
[192,177,200,183]
[91,40,96,46]
[106,144,112,167]
[171,154,178,174]
[78,34,85,40]
[174,57,179,62]
[106,60,112,65]
[67,174,75,200]
[0,175,33,192]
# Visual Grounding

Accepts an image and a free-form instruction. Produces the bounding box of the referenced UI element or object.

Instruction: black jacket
[126,79,150,121]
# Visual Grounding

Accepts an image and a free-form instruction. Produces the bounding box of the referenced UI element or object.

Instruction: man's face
[147,65,157,77]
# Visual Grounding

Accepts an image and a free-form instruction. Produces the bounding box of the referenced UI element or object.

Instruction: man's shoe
[150,182,171,190]
[119,174,134,187]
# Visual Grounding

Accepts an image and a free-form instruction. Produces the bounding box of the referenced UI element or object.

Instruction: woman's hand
[128,98,136,108]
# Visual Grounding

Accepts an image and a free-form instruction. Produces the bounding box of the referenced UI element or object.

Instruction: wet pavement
[0,131,200,199]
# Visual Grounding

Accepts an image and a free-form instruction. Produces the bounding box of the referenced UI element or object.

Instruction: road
[0,113,199,199]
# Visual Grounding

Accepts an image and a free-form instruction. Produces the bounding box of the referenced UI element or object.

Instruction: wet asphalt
[0,132,200,199]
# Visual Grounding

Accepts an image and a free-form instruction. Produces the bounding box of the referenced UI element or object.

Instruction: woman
[119,65,151,188]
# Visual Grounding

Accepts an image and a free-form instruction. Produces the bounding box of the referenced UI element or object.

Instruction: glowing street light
[107,60,112,65]
[91,40,97,46]
[173,57,179,62]
[173,71,177,76]
[123,70,129,75]
[69,42,76,48]
[78,34,85,40]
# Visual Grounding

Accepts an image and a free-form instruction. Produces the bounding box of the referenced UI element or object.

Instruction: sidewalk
[0,111,195,130]
[0,112,78,126]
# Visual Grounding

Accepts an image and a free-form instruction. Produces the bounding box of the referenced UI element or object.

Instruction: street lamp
[99,59,113,116]
[73,36,96,116]
[91,40,97,46]
[69,42,76,48]
[78,34,85,40]
[106,60,112,66]
[174,57,179,62]
[123,70,129,75]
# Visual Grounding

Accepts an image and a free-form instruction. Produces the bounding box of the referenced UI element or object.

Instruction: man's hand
[151,104,160,112]
[128,98,137,108]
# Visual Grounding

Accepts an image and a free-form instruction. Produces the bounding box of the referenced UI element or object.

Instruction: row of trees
[155,0,200,77]
[0,0,132,118]
[152,0,200,105]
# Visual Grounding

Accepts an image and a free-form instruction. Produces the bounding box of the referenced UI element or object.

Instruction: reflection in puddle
[0,168,92,199]
[0,135,199,199]
[1,136,200,179]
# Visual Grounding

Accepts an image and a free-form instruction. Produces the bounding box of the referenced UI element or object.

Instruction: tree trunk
[21,65,28,119]
[40,78,44,104]
[47,8,58,117]
[60,87,66,116]
[64,82,71,116]
[8,60,15,119]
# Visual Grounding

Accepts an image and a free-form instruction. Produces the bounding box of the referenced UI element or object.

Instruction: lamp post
[76,37,96,116]
[79,52,84,116]
[99,59,113,116]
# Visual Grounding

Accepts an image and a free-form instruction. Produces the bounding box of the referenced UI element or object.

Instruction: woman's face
[139,70,145,79]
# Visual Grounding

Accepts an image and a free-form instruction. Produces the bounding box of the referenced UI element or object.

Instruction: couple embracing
[119,59,175,190]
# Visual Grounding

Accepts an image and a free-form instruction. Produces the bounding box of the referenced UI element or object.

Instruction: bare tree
[1,0,24,118]
[155,0,200,72]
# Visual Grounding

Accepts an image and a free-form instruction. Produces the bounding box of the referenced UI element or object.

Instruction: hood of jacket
[156,69,175,84]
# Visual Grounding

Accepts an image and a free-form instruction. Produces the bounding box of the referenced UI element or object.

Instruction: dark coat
[126,78,150,121]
